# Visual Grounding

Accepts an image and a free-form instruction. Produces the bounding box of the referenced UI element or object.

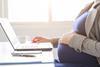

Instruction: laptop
[0,18,53,51]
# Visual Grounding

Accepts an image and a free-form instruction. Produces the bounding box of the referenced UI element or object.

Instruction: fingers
[32,36,49,43]
[32,37,40,43]
[32,37,46,43]
[32,38,39,43]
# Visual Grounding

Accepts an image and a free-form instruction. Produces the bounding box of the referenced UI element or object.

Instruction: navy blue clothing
[57,12,98,65]
[73,12,88,36]
[58,44,98,64]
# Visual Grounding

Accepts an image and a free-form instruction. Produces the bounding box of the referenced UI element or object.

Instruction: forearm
[82,37,100,57]
[68,34,100,57]
[49,38,59,46]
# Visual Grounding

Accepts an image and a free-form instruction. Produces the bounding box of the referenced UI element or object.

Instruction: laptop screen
[0,18,20,49]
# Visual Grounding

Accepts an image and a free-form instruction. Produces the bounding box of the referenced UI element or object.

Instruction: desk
[1,42,100,67]
[0,42,55,67]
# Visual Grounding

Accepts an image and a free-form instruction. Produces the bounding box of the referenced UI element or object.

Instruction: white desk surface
[0,42,54,66]
[0,63,55,67]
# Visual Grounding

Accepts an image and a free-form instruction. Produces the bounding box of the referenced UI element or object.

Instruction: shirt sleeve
[69,34,100,57]
[68,34,86,52]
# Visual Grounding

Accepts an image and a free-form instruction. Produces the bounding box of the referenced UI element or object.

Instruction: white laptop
[0,18,53,51]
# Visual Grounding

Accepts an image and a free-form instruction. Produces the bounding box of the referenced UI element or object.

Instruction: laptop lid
[0,18,21,50]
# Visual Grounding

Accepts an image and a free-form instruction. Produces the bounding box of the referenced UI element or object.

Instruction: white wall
[0,0,73,42]
[12,22,72,36]
[0,0,3,17]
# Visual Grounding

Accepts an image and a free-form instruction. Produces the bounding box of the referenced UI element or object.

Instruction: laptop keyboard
[20,43,39,48]
[15,42,53,51]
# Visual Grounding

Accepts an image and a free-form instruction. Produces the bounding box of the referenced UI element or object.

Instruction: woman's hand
[59,32,77,45]
[32,36,50,43]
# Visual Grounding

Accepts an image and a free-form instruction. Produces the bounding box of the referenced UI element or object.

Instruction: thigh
[57,43,98,64]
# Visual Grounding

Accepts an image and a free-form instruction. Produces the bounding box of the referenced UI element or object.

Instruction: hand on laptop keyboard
[32,36,50,43]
